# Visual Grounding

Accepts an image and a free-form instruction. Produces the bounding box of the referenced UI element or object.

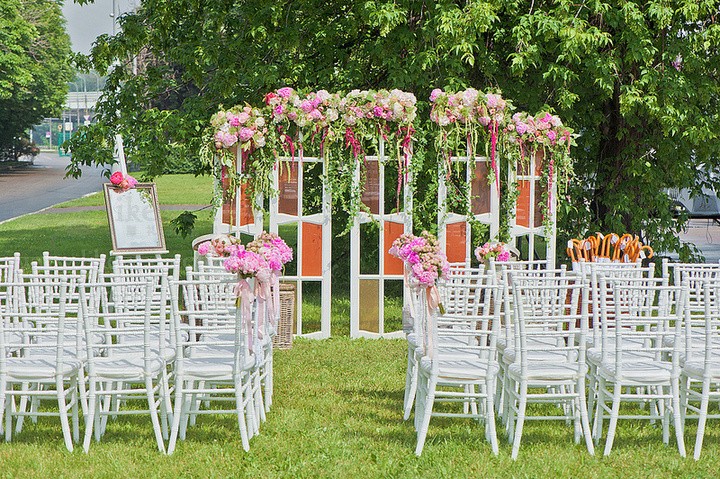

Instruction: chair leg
[403,350,418,421]
[593,376,606,443]
[71,378,80,444]
[511,381,528,460]
[603,382,623,456]
[578,376,595,455]
[671,378,686,457]
[415,375,437,456]
[83,388,97,453]
[234,375,251,452]
[57,380,74,452]
[145,377,166,454]
[694,380,711,460]
[485,378,499,455]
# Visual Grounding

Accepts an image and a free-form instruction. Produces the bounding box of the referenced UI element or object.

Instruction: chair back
[600,277,685,379]
[510,271,588,372]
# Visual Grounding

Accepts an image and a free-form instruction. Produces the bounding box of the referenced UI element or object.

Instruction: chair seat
[682,360,720,380]
[507,361,586,381]
[5,358,82,380]
[420,357,499,381]
[114,346,176,362]
[90,356,166,379]
[177,355,256,379]
[503,347,577,365]
[597,359,673,384]
[587,347,658,365]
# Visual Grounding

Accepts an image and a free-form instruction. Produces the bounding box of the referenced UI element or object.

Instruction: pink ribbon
[270,271,280,329]
[547,155,554,217]
[234,277,255,351]
[490,120,500,196]
[254,278,272,340]
[425,285,444,315]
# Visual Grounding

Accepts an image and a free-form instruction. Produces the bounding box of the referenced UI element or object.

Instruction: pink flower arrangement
[109,171,138,191]
[389,232,449,287]
[196,234,240,258]
[505,111,572,150]
[210,104,269,152]
[429,88,508,128]
[246,232,293,271]
[475,242,511,262]
[223,245,270,278]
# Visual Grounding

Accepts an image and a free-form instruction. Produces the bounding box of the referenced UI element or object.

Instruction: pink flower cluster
[429,88,508,127]
[246,231,293,271]
[389,232,449,287]
[210,104,269,151]
[196,234,241,257]
[475,242,511,262]
[265,87,416,129]
[505,111,572,149]
[266,87,341,131]
[223,246,270,278]
[341,89,417,126]
[109,171,138,191]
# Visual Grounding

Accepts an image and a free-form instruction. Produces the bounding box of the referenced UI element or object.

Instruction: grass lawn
[55,173,216,207]
[1,174,720,476]
[0,338,718,478]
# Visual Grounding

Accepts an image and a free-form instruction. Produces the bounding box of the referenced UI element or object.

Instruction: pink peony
[238,127,254,142]
[197,242,211,256]
[429,88,443,102]
[110,171,124,185]
[277,87,294,98]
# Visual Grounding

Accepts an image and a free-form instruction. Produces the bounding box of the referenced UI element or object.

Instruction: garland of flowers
[206,88,417,232]
[504,111,575,233]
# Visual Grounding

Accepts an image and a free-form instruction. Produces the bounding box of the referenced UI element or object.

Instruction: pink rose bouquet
[109,171,138,191]
[196,234,240,258]
[223,245,270,278]
[475,242,511,262]
[246,231,293,271]
[389,231,449,287]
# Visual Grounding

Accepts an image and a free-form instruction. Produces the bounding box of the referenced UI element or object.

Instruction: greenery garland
[201,88,574,242]
[203,88,417,232]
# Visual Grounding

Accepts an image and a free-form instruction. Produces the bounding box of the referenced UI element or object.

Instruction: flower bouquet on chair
[389,231,449,315]
[474,242,512,265]
[196,234,241,258]
[246,232,293,336]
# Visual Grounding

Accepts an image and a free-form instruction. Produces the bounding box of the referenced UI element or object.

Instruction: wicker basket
[273,282,295,350]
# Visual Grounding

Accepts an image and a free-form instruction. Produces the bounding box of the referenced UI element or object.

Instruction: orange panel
[384,222,405,275]
[534,149,544,176]
[301,222,322,277]
[362,160,380,215]
[279,163,299,216]
[239,183,254,226]
[516,180,531,228]
[221,165,236,225]
[471,161,491,215]
[445,222,467,263]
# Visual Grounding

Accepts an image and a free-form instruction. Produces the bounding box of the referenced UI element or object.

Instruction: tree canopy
[68,0,720,259]
[0,0,73,160]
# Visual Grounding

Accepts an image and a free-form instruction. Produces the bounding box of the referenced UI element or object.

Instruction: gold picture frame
[103,183,167,254]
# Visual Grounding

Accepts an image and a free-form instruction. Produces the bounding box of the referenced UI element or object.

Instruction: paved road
[673,219,720,263]
[0,152,105,223]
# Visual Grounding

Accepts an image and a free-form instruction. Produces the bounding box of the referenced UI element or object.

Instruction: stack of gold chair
[566,233,654,264]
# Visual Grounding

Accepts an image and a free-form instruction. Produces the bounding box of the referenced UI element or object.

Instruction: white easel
[109,134,169,259]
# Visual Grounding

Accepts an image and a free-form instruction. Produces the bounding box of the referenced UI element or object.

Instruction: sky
[62,0,138,55]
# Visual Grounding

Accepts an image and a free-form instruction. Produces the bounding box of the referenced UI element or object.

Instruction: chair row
[0,253,279,454]
[404,259,720,460]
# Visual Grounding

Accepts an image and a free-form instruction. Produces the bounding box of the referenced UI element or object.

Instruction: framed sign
[103,183,167,254]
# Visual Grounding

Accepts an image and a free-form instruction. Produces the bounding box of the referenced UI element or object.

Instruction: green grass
[0,338,719,477]
[55,174,215,208]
